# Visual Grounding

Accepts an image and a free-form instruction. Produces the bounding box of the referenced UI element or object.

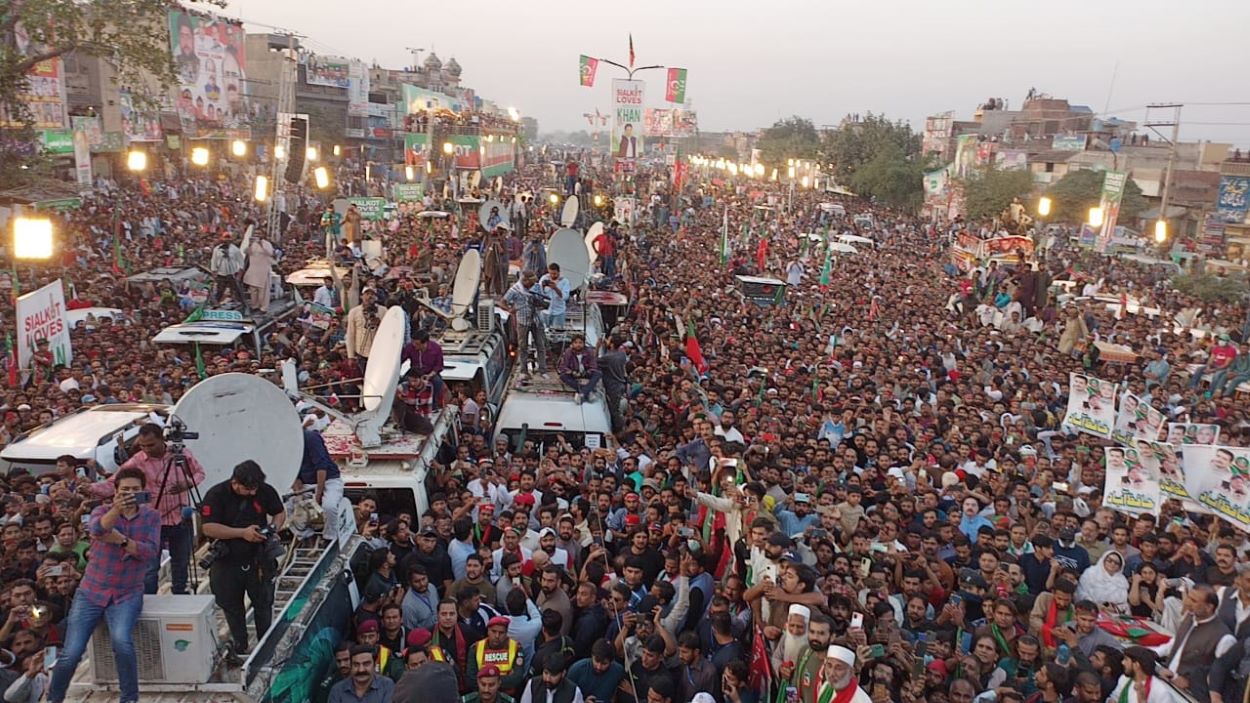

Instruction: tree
[958,166,1035,222]
[1,0,213,180]
[822,113,921,184]
[1046,169,1147,223]
[848,142,926,211]
[1172,272,1248,304]
[755,116,820,172]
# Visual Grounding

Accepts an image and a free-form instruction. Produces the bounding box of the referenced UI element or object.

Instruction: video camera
[163,417,199,444]
[198,525,285,570]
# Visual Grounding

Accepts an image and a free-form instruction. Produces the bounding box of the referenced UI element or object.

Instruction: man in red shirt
[1189,333,1238,390]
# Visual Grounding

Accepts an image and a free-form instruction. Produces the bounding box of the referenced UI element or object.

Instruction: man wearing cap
[406,627,450,666]
[410,524,454,596]
[816,645,871,703]
[491,527,533,583]
[537,528,571,571]
[209,231,247,310]
[773,603,812,672]
[460,664,514,703]
[467,615,526,697]
[355,619,403,681]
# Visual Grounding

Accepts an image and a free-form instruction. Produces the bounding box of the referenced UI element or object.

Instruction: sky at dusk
[224,0,1250,147]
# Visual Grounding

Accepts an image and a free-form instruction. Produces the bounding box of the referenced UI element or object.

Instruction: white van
[494,372,612,452]
[0,403,168,477]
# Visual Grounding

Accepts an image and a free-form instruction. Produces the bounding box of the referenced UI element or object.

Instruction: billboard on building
[302,54,350,89]
[923,112,953,158]
[168,9,249,136]
[1096,170,1128,254]
[347,61,370,117]
[0,26,68,129]
[612,79,644,161]
[1215,175,1250,224]
[1052,135,1087,151]
[119,89,163,142]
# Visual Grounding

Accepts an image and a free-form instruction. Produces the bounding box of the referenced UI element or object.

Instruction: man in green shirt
[460,664,513,703]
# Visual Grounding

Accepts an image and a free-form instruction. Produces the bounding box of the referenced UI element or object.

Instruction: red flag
[756,238,768,271]
[1119,291,1128,317]
[628,34,635,68]
[684,322,707,374]
[747,624,773,698]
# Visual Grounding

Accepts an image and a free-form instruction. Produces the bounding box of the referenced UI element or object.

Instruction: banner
[995,149,1028,171]
[118,90,162,142]
[343,197,387,221]
[402,85,462,114]
[1111,393,1164,446]
[1143,441,1193,504]
[1215,175,1250,225]
[16,280,72,370]
[168,10,249,135]
[1104,446,1160,516]
[347,60,370,117]
[1052,135,1087,151]
[924,169,949,197]
[665,67,687,103]
[72,123,92,192]
[643,108,673,137]
[1062,372,1116,438]
[1182,445,1250,531]
[302,54,350,88]
[392,183,424,202]
[298,302,338,330]
[1095,170,1127,254]
[578,55,599,87]
[1164,422,1220,446]
[403,132,429,168]
[1,26,67,129]
[612,79,644,161]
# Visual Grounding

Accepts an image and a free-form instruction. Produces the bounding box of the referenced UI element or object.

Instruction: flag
[747,624,773,702]
[820,244,833,287]
[665,67,687,103]
[1119,291,1128,318]
[685,321,708,374]
[578,55,599,87]
[5,334,16,388]
[628,34,635,68]
[720,208,729,265]
[184,304,205,323]
[194,342,206,379]
[111,214,130,275]
[756,238,768,271]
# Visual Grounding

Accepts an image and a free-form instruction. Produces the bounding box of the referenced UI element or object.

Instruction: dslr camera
[199,525,285,569]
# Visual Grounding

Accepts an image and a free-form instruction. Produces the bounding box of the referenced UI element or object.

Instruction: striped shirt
[79,504,161,607]
[88,450,206,526]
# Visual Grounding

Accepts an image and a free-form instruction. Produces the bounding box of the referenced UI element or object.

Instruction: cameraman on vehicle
[85,422,205,595]
[200,460,286,655]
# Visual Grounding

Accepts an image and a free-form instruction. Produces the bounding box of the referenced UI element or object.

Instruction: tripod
[151,430,206,594]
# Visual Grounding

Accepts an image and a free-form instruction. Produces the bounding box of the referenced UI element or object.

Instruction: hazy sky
[225,0,1250,147]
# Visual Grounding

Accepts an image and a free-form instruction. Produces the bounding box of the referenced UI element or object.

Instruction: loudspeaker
[284,115,308,184]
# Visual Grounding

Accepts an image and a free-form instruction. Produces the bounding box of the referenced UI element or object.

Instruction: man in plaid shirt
[86,422,205,594]
[47,467,161,703]
[503,270,548,380]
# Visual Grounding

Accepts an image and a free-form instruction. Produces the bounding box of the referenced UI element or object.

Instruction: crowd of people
[1,145,1250,703]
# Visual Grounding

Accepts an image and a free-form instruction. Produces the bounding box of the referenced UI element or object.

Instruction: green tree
[848,142,926,211]
[1172,272,1248,304]
[1046,169,1147,223]
[821,113,921,184]
[959,166,1035,221]
[1,0,213,182]
[756,116,820,172]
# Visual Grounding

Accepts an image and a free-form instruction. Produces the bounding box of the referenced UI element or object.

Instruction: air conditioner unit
[476,300,496,333]
[91,594,217,685]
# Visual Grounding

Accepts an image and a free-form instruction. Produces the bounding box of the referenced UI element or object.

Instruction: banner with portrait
[0,24,67,129]
[168,9,249,136]
[1112,393,1164,446]
[1062,373,1116,438]
[1136,440,1194,505]
[1182,445,1250,531]
[1165,423,1220,447]
[612,79,644,161]
[302,54,350,89]
[347,61,370,117]
[118,90,162,142]
[1103,446,1160,516]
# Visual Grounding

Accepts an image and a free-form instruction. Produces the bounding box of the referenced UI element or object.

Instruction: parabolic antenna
[449,250,481,332]
[584,222,604,264]
[173,373,303,492]
[478,199,507,232]
[547,228,591,290]
[561,196,579,227]
[361,306,406,417]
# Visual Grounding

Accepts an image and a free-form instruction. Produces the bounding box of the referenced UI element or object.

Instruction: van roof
[495,390,611,436]
[153,321,254,345]
[321,406,458,461]
[1,404,167,461]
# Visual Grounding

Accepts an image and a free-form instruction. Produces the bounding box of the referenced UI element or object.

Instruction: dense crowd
[2,150,1250,703]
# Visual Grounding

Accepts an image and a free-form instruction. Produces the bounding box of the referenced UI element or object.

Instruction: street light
[594,194,605,207]
[190,147,210,167]
[274,144,286,160]
[313,166,330,190]
[800,176,810,189]
[1088,207,1104,228]
[549,193,559,205]
[442,142,454,155]
[254,175,269,202]
[508,107,520,122]
[1038,197,1052,218]
[405,165,416,181]
[754,164,765,178]
[126,150,147,172]
[306,146,318,162]
[1154,219,1168,243]
[13,217,54,260]
[333,144,342,157]
[231,140,248,157]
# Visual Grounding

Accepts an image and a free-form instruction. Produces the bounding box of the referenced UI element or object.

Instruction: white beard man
[773,604,811,672]
[816,645,871,703]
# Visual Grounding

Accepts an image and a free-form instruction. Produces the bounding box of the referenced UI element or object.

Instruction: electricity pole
[1145,103,1182,244]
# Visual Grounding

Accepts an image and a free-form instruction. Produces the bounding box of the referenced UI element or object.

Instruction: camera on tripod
[164,418,199,444]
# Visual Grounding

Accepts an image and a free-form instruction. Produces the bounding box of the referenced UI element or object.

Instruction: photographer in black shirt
[200,460,286,655]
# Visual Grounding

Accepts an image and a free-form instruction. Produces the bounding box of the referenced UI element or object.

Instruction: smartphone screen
[850,612,864,629]
[44,647,57,669]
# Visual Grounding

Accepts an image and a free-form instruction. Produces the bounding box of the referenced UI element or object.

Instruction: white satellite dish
[449,250,481,332]
[547,228,591,290]
[584,222,605,264]
[173,373,303,492]
[479,199,507,232]
[561,196,579,227]
[355,306,406,446]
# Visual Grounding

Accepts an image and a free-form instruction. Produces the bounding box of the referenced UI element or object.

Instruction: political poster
[168,9,249,135]
[1112,393,1164,446]
[644,108,674,138]
[119,89,162,142]
[392,183,424,202]
[1182,445,1250,531]
[16,280,72,370]
[612,79,644,161]
[303,54,350,88]
[298,302,337,330]
[1215,175,1250,225]
[1062,372,1116,438]
[1165,422,1220,446]
[72,124,92,192]
[347,61,370,117]
[1137,440,1193,504]
[1095,170,1127,254]
[1103,446,1160,516]
[0,25,67,129]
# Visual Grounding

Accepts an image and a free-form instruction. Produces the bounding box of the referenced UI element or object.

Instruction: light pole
[12,216,54,298]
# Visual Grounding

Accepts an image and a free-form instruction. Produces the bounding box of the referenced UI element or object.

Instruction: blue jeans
[145,521,193,595]
[560,370,602,401]
[48,593,143,703]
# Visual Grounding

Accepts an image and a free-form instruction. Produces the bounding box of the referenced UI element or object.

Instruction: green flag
[184,304,205,323]
[720,208,729,265]
[820,245,833,286]
[194,342,206,379]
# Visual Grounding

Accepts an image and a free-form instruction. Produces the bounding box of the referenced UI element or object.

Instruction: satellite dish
[585,222,605,264]
[173,373,303,492]
[547,228,591,290]
[356,306,406,446]
[479,199,507,232]
[561,196,579,228]
[450,250,481,331]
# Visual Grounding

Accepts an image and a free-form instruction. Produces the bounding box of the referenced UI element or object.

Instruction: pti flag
[665,67,687,103]
[578,55,598,87]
